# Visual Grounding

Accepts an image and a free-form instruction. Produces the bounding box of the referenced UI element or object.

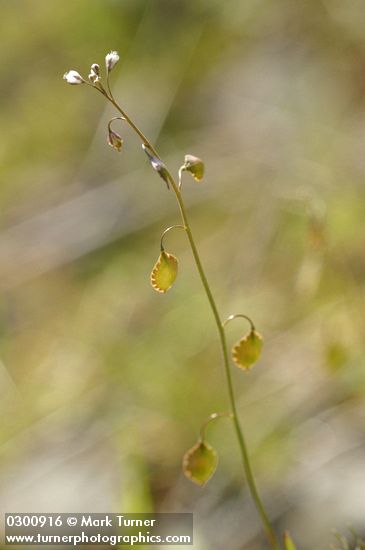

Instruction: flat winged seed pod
[182,440,218,486]
[150,251,178,293]
[284,532,297,550]
[232,329,263,370]
[183,155,204,181]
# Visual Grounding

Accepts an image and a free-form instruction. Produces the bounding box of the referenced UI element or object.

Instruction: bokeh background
[1,1,365,548]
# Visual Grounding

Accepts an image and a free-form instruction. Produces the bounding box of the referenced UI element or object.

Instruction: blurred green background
[1,1,365,548]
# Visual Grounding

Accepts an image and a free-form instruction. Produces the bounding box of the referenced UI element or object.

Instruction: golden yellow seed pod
[232,329,263,370]
[183,155,204,182]
[182,440,218,486]
[150,251,178,293]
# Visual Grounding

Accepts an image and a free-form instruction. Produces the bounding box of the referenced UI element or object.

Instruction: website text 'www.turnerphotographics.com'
[5,513,193,546]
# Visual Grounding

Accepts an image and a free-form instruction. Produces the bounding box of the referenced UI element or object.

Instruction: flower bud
[151,158,169,186]
[63,70,85,85]
[182,440,218,486]
[107,127,123,152]
[142,144,170,189]
[151,251,178,293]
[88,64,101,84]
[232,329,263,370]
[182,154,204,181]
[105,51,120,73]
[91,63,100,75]
[88,73,97,84]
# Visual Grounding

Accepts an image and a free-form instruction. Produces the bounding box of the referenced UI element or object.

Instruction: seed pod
[107,127,123,152]
[232,329,263,370]
[150,251,178,293]
[183,155,204,181]
[182,440,218,486]
[284,532,297,550]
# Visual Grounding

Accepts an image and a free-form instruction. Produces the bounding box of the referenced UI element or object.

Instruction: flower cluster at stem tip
[63,50,120,85]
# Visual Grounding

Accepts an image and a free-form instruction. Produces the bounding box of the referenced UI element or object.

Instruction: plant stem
[106,95,280,550]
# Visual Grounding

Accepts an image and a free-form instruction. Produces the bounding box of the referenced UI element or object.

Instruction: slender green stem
[105,94,280,550]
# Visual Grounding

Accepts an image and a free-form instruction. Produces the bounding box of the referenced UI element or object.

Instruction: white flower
[105,51,119,73]
[63,70,85,85]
